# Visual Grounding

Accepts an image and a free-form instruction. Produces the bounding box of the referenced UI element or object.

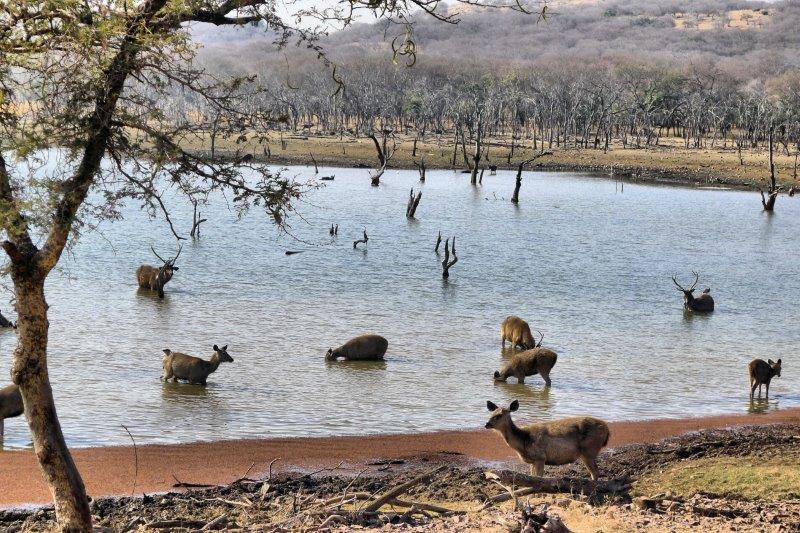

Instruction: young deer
[500,316,542,350]
[162,345,233,385]
[749,358,782,399]
[671,271,714,312]
[485,400,609,480]
[494,348,557,386]
[137,245,182,298]
[0,384,23,438]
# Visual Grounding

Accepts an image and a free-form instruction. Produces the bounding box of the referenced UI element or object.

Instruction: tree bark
[11,271,91,532]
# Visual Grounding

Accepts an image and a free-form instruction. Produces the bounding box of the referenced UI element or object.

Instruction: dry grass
[634,451,800,501]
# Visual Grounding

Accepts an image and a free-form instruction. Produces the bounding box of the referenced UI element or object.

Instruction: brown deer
[749,358,782,399]
[0,384,23,438]
[326,335,388,361]
[500,315,541,350]
[672,271,714,312]
[137,245,182,298]
[0,309,14,328]
[485,400,610,479]
[494,348,557,386]
[162,345,233,385]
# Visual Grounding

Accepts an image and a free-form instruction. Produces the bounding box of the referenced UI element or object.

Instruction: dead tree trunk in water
[415,158,426,182]
[512,151,553,204]
[190,199,207,240]
[761,127,779,211]
[353,229,369,249]
[309,152,318,174]
[406,188,422,218]
[442,236,458,279]
[435,231,442,253]
[470,110,485,185]
[368,131,394,186]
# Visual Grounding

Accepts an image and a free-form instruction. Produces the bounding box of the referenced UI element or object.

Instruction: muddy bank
[1,408,799,508]
[2,424,798,532]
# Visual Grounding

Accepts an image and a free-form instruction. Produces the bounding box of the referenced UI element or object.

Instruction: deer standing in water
[749,358,782,399]
[0,384,23,438]
[137,245,182,298]
[672,271,714,313]
[162,345,234,385]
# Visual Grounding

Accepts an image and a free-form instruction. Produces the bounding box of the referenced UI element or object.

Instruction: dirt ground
[3,424,798,532]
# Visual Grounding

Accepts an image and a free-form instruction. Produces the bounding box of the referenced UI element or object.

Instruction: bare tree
[441,237,458,279]
[406,188,423,218]
[353,229,369,249]
[761,127,779,211]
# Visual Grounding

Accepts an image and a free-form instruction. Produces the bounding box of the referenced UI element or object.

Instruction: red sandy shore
[2,408,800,507]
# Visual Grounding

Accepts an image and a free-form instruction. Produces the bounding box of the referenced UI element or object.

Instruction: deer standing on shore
[672,271,714,312]
[0,384,23,438]
[162,345,234,385]
[485,400,610,480]
[137,245,182,298]
[749,358,782,399]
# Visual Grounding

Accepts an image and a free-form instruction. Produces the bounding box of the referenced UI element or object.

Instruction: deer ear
[162,349,171,354]
[777,359,782,365]
[509,400,519,412]
[486,401,498,412]
[222,345,228,351]
[213,344,219,351]
[768,359,774,365]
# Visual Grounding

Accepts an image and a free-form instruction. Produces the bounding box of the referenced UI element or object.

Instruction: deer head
[485,400,519,430]
[672,271,700,304]
[151,244,182,297]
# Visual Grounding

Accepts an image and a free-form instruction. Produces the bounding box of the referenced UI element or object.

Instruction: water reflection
[747,398,771,414]
[161,381,212,401]
[325,360,388,373]
[493,382,553,412]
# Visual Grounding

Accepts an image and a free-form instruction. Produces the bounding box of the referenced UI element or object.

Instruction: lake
[1,165,798,449]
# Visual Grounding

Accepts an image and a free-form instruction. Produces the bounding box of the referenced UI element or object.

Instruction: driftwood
[485,470,631,496]
[362,466,446,512]
[320,175,335,181]
[406,188,422,218]
[353,229,369,249]
[441,237,458,279]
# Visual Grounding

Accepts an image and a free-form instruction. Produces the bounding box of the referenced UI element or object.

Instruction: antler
[150,245,167,264]
[671,274,685,291]
[534,330,544,348]
[170,244,183,264]
[689,271,700,291]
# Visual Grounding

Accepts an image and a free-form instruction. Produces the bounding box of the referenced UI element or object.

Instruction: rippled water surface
[1,166,799,448]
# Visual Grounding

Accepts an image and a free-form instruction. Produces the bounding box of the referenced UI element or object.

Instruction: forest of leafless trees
[175,0,800,160]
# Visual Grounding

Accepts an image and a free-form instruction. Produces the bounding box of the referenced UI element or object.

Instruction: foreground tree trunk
[11,271,91,532]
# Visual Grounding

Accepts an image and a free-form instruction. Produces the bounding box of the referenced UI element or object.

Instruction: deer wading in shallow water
[672,271,714,313]
[485,400,610,480]
[500,315,541,350]
[494,348,557,386]
[0,384,23,438]
[326,335,388,361]
[162,345,234,385]
[749,358,782,399]
[137,245,182,298]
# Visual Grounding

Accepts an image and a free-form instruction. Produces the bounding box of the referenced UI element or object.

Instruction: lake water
[1,166,798,449]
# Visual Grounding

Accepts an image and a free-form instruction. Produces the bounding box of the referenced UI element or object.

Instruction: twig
[171,473,215,489]
[121,424,138,496]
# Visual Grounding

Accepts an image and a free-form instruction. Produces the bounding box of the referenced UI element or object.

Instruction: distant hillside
[194,0,800,80]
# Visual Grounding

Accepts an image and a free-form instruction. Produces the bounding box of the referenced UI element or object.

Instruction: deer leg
[517,373,525,384]
[580,454,600,480]
[0,419,4,438]
[750,380,758,399]
[765,381,770,399]
[541,369,552,387]
[531,460,545,477]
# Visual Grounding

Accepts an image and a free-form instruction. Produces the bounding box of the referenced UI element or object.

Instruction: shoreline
[2,407,799,508]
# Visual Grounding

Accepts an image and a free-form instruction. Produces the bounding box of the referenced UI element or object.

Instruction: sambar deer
[485,400,609,479]
[672,271,714,313]
[137,245,182,298]
[494,348,557,386]
[749,358,782,399]
[162,345,233,385]
[326,335,388,361]
[500,315,541,350]
[0,384,23,438]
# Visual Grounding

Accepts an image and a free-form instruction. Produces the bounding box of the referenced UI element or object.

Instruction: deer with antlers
[137,245,182,298]
[672,271,714,313]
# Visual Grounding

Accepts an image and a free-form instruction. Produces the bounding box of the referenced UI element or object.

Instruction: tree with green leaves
[0,1,538,530]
